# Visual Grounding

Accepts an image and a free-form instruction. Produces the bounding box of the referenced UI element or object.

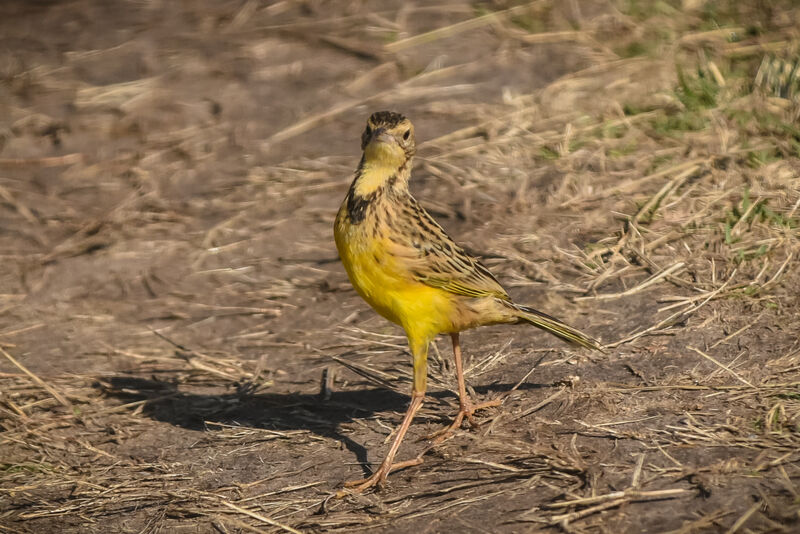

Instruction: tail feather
[514,304,605,352]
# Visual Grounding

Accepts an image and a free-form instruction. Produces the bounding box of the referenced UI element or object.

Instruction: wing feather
[385,194,510,301]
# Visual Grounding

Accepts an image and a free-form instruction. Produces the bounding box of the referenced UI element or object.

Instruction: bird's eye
[365,126,372,136]
[403,129,410,140]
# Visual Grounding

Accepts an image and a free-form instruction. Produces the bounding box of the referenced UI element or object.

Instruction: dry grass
[1,0,799,532]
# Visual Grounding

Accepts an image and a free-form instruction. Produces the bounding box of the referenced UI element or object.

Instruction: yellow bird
[334,111,602,492]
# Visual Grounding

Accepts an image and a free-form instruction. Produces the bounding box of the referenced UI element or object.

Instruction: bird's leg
[342,339,428,493]
[429,333,500,443]
[450,332,501,424]
[342,392,424,492]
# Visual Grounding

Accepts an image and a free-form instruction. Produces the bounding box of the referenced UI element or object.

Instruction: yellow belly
[335,212,454,341]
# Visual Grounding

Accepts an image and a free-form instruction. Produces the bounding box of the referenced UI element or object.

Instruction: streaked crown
[368,111,406,128]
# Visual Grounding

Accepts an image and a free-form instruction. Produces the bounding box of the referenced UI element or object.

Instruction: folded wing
[385,196,510,301]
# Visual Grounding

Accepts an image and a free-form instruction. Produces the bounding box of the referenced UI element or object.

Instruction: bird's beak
[363,126,405,167]
[367,127,396,148]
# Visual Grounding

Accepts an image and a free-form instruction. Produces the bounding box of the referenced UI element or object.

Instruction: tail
[513,304,605,352]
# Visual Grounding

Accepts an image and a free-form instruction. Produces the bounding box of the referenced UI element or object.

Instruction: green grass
[617,0,680,20]
[616,40,653,58]
[646,61,800,147]
[676,66,720,111]
[726,107,800,160]
[723,187,797,247]
[652,111,710,136]
[382,31,399,43]
[599,122,627,139]
[508,9,551,34]
[695,0,794,34]
[537,146,560,160]
[608,141,639,158]
[1,462,55,474]
[642,65,722,137]
[698,1,745,31]
[746,147,781,168]
[622,103,648,116]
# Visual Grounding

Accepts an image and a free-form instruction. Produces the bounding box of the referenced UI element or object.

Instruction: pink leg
[343,391,424,491]
[341,336,430,493]
[430,333,500,444]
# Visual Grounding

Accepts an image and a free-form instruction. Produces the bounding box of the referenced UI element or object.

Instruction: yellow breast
[334,204,454,341]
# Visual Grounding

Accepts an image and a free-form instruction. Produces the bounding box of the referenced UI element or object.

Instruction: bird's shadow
[99,376,545,478]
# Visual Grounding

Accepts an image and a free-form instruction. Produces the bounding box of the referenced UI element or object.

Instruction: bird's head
[360,111,416,168]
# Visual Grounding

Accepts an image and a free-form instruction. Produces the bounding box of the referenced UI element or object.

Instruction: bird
[333,110,603,492]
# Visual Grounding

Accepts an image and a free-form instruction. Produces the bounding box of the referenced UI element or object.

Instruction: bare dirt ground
[1,1,799,532]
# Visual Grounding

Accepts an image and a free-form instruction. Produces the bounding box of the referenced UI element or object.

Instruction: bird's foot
[337,457,424,496]
[427,398,502,444]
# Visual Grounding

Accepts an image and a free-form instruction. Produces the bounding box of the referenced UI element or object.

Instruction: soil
[1,1,799,533]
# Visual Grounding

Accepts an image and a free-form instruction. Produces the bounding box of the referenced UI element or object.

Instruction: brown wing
[385,194,510,301]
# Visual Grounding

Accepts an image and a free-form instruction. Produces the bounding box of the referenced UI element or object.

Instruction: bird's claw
[426,398,502,444]
[337,457,424,496]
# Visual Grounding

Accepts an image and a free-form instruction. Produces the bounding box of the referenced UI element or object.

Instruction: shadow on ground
[99,376,546,477]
